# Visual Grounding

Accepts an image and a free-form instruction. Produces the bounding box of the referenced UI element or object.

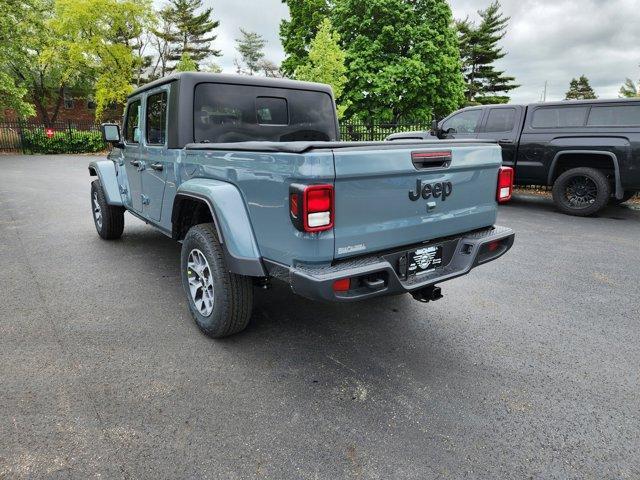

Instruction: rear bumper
[264,226,515,302]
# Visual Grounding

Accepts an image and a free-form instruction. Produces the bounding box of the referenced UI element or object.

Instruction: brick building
[3,96,122,125]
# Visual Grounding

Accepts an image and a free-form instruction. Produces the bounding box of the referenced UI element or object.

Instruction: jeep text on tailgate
[89,72,515,338]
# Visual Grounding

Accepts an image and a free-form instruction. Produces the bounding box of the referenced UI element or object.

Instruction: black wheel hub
[565,175,598,207]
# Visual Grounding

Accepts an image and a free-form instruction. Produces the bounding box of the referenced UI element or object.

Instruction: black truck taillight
[289,184,334,232]
[497,166,514,203]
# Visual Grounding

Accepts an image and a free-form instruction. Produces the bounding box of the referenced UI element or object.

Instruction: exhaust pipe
[411,285,443,303]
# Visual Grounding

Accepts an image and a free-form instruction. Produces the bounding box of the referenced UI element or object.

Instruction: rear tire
[91,180,124,239]
[180,223,253,338]
[552,167,611,217]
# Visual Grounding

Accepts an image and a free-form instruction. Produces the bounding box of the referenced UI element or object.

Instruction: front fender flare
[89,160,123,206]
[174,179,265,277]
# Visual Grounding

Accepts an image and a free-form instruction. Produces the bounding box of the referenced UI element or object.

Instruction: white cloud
[449,0,640,102]
[191,0,640,102]
[200,0,289,72]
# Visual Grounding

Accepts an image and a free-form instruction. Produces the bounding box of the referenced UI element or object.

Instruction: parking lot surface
[1,154,639,479]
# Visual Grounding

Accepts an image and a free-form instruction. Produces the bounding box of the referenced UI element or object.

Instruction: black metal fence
[0,119,430,153]
[0,121,106,153]
[339,120,430,141]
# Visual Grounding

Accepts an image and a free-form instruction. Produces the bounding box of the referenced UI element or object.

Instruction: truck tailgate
[332,143,502,259]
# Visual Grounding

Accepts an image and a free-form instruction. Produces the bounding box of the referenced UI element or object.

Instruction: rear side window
[441,109,482,134]
[146,91,167,145]
[124,99,141,143]
[485,108,516,132]
[531,107,588,128]
[193,83,337,143]
[587,105,640,126]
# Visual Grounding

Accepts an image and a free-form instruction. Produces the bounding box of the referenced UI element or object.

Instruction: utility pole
[542,81,548,102]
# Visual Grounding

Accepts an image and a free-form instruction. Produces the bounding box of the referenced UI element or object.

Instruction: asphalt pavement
[1,154,639,479]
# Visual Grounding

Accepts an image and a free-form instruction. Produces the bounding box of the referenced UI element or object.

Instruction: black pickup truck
[387,99,640,216]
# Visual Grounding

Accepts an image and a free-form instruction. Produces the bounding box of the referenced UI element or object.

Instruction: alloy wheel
[187,249,215,316]
[93,191,103,229]
[565,175,598,208]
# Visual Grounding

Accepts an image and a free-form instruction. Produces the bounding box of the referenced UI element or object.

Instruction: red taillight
[497,166,514,203]
[307,188,331,212]
[332,278,351,292]
[289,184,334,232]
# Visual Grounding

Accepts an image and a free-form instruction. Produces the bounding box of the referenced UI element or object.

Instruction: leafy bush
[22,128,106,154]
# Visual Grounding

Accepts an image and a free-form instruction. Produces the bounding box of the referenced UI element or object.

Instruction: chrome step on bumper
[264,226,515,302]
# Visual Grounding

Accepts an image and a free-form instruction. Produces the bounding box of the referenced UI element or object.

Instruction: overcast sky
[203,0,640,103]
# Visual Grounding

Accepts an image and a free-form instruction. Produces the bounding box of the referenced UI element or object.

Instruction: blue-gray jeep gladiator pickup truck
[89,72,514,338]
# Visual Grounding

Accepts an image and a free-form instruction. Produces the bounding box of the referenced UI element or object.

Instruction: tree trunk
[49,87,64,125]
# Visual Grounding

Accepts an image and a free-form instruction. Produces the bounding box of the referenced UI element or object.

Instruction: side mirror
[431,119,446,139]
[101,123,123,146]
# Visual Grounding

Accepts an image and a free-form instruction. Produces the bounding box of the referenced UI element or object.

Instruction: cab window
[124,99,141,143]
[441,109,482,134]
[146,91,168,145]
[485,108,516,132]
[193,83,337,143]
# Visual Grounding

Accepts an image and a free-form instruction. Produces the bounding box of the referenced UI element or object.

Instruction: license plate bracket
[407,245,443,276]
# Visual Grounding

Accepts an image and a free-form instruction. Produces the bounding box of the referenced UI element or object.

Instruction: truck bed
[183,139,504,264]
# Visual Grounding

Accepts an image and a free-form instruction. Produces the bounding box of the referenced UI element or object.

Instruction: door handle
[150,162,164,171]
[498,139,514,145]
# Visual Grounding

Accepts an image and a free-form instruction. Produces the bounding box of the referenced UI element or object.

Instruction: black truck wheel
[610,190,636,205]
[180,223,253,338]
[552,167,611,217]
[91,180,125,239]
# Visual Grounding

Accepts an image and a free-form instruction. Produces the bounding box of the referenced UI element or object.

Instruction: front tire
[91,180,124,239]
[180,223,253,338]
[552,167,611,217]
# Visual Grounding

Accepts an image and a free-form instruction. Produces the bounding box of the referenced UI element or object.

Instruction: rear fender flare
[174,179,265,277]
[548,150,623,199]
[89,160,123,206]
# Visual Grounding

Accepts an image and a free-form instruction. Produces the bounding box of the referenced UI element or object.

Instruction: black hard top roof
[459,97,640,111]
[528,98,640,107]
[128,72,334,98]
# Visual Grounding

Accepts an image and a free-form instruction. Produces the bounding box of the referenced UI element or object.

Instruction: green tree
[258,60,282,78]
[235,28,266,75]
[279,0,330,76]
[619,78,639,98]
[565,75,597,100]
[53,0,154,118]
[0,0,39,118]
[457,1,518,104]
[332,0,465,122]
[203,62,223,73]
[175,52,198,72]
[154,0,220,70]
[295,19,347,116]
[7,0,94,125]
[150,7,176,78]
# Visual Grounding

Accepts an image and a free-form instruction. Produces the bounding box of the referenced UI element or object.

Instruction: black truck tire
[180,223,253,338]
[552,167,611,217]
[610,190,636,205]
[91,180,125,239]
